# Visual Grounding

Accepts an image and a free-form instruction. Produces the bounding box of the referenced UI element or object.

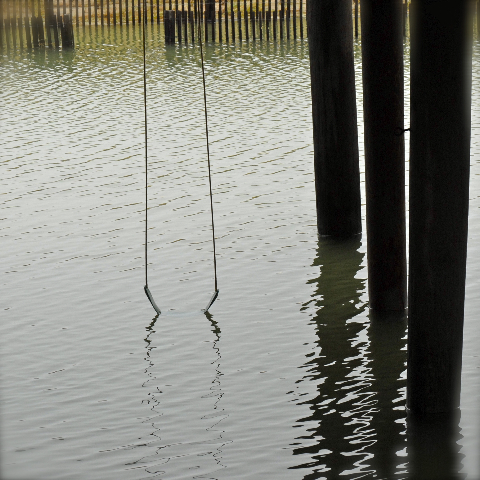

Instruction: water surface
[1,25,479,480]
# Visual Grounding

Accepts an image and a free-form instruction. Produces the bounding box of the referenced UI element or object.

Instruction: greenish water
[1,25,479,480]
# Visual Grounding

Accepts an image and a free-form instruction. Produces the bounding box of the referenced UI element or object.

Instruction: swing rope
[143,0,149,289]
[143,0,219,314]
[196,0,219,294]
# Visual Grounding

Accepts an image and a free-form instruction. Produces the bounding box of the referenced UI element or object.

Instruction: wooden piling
[244,0,248,40]
[190,9,194,42]
[360,0,406,312]
[307,0,362,236]
[230,0,235,40]
[25,16,32,48]
[403,1,407,37]
[45,1,52,46]
[251,0,255,40]
[31,15,39,46]
[164,9,175,42]
[299,0,302,38]
[279,0,283,39]
[273,0,277,40]
[259,0,263,40]
[53,13,59,46]
[218,0,222,42]
[237,0,242,40]
[407,0,472,414]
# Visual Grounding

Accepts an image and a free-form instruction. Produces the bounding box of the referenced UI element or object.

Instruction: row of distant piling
[0,4,74,50]
[0,0,310,49]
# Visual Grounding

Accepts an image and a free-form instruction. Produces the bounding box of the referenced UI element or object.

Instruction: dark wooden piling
[218,0,222,41]
[189,10,194,41]
[267,3,271,40]
[183,10,188,42]
[237,0,242,40]
[17,18,24,48]
[120,0,124,25]
[279,0,284,39]
[38,15,45,47]
[45,2,52,47]
[244,0,248,40]
[24,16,32,48]
[307,0,362,237]
[259,0,263,40]
[164,9,175,42]
[403,1,408,37]
[273,0,277,39]
[299,0,302,38]
[31,15,39,46]
[360,0,406,312]
[251,0,255,40]
[52,14,59,46]
[176,8,182,42]
[230,0,235,40]
[224,0,229,41]
[407,0,472,414]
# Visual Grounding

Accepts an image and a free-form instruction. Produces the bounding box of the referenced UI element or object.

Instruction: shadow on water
[291,236,466,479]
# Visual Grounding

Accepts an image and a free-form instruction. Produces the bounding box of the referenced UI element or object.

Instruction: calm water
[1,25,479,480]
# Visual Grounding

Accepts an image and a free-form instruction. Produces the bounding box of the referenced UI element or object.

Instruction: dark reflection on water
[292,237,466,479]
[292,236,371,478]
[407,411,465,480]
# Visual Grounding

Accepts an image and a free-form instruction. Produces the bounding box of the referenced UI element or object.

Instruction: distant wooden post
[299,0,302,38]
[237,0,242,40]
[307,0,362,237]
[230,0,234,40]
[164,9,175,42]
[360,0,406,311]
[407,0,472,414]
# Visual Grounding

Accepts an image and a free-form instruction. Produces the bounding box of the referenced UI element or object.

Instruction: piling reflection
[292,236,466,478]
[292,236,370,477]
[292,237,410,478]
[367,310,408,478]
[407,411,465,479]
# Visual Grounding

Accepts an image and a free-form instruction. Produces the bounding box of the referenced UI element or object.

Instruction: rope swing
[143,0,219,315]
